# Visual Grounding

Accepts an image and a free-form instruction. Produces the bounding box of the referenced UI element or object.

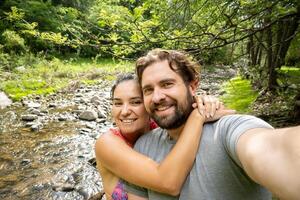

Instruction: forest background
[0,0,299,125]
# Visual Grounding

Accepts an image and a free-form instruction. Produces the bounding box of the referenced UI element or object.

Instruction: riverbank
[0,61,299,200]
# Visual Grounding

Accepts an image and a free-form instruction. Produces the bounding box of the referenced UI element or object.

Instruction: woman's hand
[193,95,236,122]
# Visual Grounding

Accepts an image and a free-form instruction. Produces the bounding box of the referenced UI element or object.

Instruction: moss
[221,76,258,113]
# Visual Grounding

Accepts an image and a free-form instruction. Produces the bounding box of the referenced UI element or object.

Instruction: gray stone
[0,92,12,109]
[79,110,98,121]
[58,115,68,121]
[21,114,38,121]
[86,123,96,129]
[31,122,43,131]
[90,96,101,105]
[27,102,41,108]
[25,122,36,127]
[28,108,40,115]
[80,128,92,134]
[97,110,107,118]
[96,118,106,124]
[20,159,31,165]
[49,103,57,108]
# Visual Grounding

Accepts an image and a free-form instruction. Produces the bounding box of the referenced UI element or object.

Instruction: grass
[277,66,300,85]
[220,76,258,113]
[0,57,134,101]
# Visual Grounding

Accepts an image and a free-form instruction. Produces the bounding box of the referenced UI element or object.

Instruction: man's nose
[152,89,165,103]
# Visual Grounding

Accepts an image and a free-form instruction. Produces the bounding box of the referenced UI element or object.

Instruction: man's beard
[149,90,194,129]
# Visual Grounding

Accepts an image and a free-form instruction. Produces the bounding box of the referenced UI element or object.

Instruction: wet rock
[12,102,22,107]
[49,103,57,108]
[88,158,97,167]
[26,102,41,109]
[96,118,106,124]
[52,182,75,192]
[31,122,43,132]
[88,191,105,200]
[25,122,36,127]
[20,159,31,166]
[80,128,92,135]
[86,123,96,129]
[75,93,83,98]
[90,96,101,105]
[41,109,49,114]
[97,110,107,119]
[0,92,12,109]
[28,108,41,115]
[79,110,98,121]
[21,114,38,121]
[58,114,68,121]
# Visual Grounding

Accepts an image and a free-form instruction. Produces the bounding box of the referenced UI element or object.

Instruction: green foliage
[277,66,300,87]
[0,56,134,101]
[1,30,26,52]
[221,76,258,113]
[286,33,300,66]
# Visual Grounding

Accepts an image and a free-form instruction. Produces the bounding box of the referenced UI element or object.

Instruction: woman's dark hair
[110,73,138,99]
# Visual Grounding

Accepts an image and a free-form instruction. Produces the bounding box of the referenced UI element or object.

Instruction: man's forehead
[141,60,179,85]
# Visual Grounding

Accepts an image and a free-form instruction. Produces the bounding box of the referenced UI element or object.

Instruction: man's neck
[167,124,185,141]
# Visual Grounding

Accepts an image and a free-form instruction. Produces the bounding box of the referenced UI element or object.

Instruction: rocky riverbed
[0,67,237,200]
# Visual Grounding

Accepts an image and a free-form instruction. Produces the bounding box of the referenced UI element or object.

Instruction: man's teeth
[156,106,170,111]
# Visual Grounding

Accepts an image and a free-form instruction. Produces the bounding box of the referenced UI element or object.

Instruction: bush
[1,30,26,53]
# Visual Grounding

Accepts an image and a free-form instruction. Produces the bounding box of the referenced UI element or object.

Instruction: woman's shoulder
[96,130,121,147]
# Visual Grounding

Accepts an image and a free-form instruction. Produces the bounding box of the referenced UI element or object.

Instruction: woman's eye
[113,102,122,106]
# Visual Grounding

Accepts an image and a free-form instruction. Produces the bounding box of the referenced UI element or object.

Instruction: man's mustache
[149,100,174,112]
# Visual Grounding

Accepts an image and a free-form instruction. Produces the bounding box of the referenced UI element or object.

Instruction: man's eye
[143,88,153,95]
[162,82,173,88]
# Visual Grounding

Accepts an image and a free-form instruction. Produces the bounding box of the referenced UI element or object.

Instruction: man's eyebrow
[142,78,176,89]
[142,84,152,90]
[160,78,175,83]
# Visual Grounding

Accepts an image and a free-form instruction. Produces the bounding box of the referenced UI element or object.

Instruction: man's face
[141,60,195,129]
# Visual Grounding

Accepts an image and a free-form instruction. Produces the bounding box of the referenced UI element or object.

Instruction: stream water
[0,83,113,200]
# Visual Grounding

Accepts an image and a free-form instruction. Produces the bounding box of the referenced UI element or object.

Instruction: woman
[95,73,227,200]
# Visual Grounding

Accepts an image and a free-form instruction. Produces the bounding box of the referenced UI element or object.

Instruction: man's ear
[189,80,199,96]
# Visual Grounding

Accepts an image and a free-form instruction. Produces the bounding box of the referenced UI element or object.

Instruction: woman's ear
[189,80,199,96]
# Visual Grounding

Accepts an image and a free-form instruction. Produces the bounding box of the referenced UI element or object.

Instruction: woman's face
[112,80,150,136]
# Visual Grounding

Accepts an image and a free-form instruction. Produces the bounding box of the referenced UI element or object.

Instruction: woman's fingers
[194,96,204,116]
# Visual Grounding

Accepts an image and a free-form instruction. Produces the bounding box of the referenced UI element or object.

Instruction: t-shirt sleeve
[218,114,274,168]
[123,180,148,198]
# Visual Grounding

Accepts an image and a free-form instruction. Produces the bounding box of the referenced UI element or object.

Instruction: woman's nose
[121,104,131,115]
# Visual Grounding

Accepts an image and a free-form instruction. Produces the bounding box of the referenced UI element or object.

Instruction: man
[124,49,300,200]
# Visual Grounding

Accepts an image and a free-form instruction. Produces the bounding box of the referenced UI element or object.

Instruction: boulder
[79,110,98,121]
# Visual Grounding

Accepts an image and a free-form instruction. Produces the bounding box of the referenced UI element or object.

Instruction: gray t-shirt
[124,114,274,200]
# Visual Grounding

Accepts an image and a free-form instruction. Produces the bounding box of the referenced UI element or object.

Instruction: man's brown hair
[136,49,200,86]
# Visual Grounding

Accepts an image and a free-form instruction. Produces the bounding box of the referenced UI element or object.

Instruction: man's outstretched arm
[237,126,300,200]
